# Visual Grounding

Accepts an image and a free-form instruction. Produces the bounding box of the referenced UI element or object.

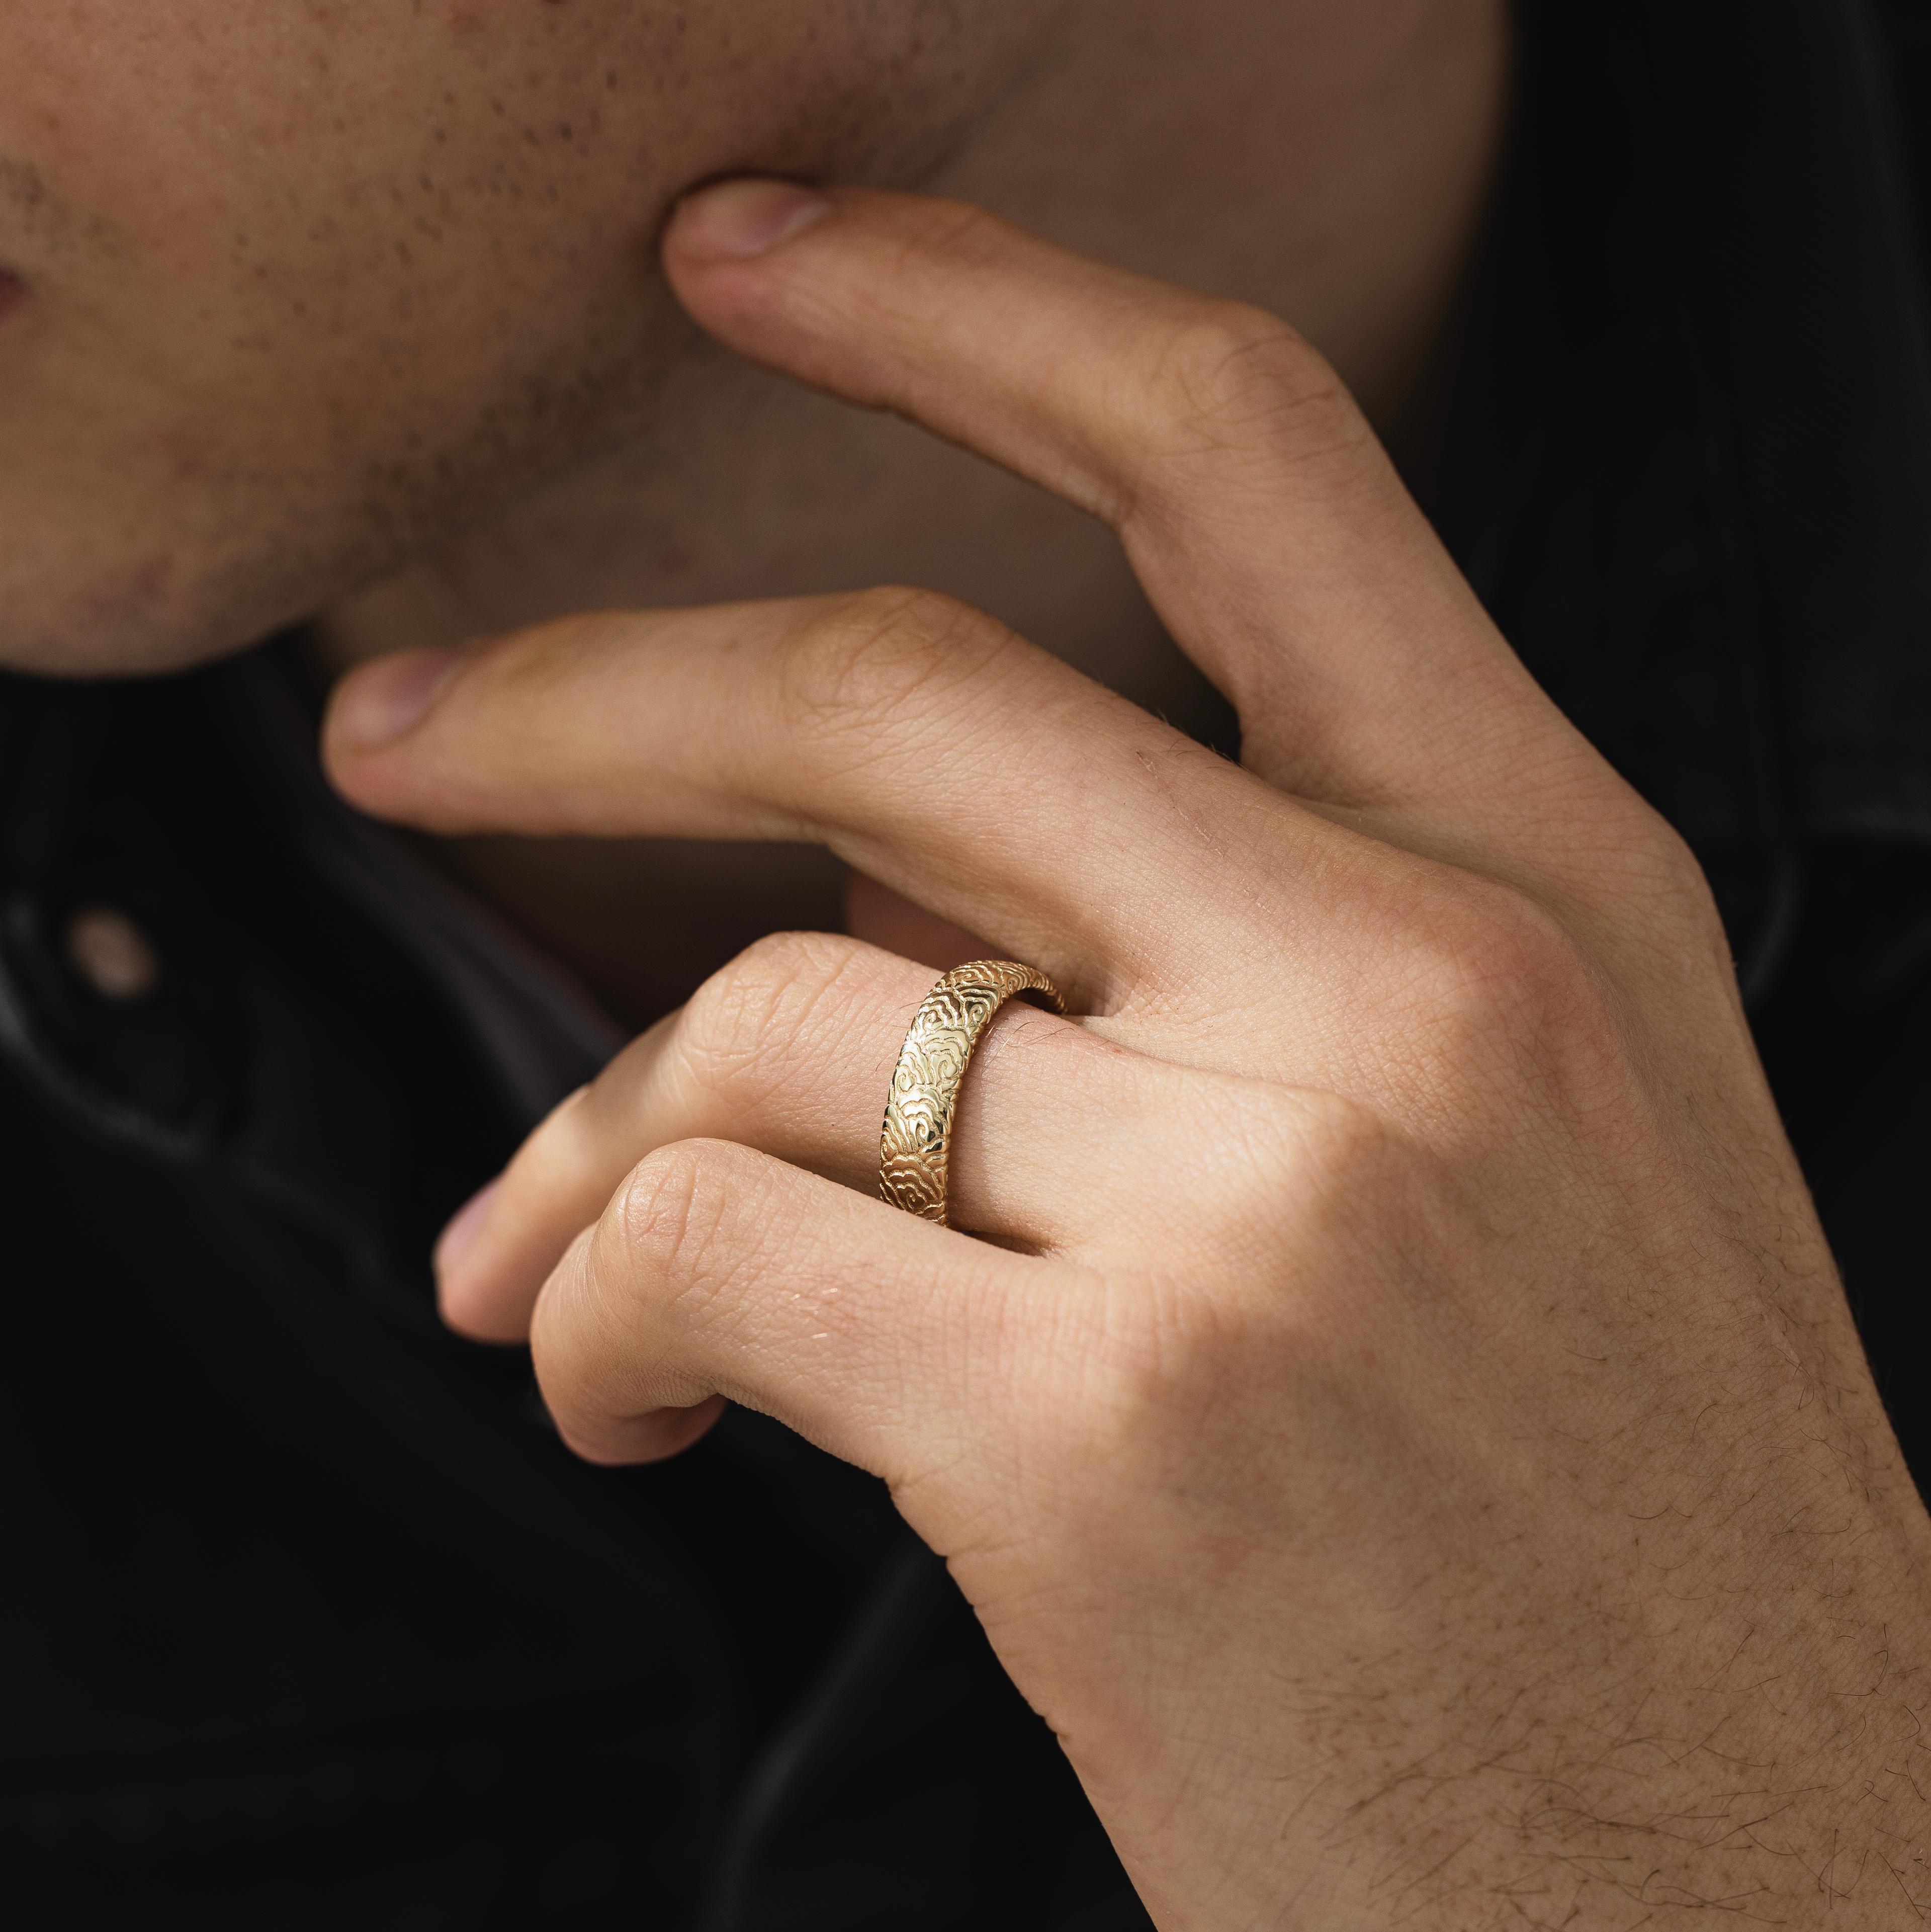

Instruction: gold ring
[879,960,1067,1226]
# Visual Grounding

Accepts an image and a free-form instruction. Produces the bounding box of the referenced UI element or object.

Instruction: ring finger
[437,929,1208,1341]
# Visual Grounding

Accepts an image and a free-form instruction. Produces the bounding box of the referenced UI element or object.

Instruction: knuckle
[1136,303,1373,492]
[538,1141,758,1403]
[675,931,877,1103]
[604,1140,738,1296]
[1613,812,1728,948]
[1403,881,1630,1102]
[778,586,1017,740]
[600,1138,783,1352]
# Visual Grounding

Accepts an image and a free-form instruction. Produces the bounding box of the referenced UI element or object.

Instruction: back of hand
[327,182,1931,1927]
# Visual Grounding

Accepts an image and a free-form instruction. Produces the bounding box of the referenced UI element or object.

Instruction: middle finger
[324,583,1360,1016]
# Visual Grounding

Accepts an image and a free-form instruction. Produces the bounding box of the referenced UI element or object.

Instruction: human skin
[322,183,1931,1924]
[0,0,1507,1019]
[13,1,1931,1920]
[0,0,1050,673]
[0,0,1497,683]
[303,0,1508,1023]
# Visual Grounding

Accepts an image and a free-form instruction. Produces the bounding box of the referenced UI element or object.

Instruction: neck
[306,0,1514,1029]
[312,0,1510,697]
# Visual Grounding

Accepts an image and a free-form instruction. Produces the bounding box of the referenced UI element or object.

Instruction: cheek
[0,4,682,667]
[0,0,1055,673]
[4,3,669,388]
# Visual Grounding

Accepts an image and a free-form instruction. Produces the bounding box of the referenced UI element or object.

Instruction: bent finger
[442,932,1130,1339]
[324,584,1337,1013]
[529,1137,1085,1491]
[663,183,1580,814]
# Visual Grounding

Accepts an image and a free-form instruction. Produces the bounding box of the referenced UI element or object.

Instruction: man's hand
[322,181,1931,1926]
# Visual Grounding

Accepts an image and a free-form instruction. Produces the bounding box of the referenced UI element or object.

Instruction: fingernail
[671,179,833,261]
[435,1178,500,1283]
[330,648,463,750]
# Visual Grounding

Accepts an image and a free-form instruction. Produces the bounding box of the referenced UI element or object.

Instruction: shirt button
[64,905,162,1003]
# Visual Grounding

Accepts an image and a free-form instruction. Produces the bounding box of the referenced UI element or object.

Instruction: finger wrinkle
[676,931,894,1109]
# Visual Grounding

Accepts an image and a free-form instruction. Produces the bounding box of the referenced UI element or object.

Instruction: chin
[0,441,481,678]
[0,535,344,681]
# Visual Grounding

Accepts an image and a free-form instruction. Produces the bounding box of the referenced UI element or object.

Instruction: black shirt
[5,3,1931,1925]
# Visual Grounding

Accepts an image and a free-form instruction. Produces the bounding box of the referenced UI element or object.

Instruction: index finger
[664,182,1582,817]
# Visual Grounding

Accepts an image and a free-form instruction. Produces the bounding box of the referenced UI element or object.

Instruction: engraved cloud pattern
[878,961,1065,1224]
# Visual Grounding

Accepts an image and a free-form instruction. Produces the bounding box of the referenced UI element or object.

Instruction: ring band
[879,960,1067,1227]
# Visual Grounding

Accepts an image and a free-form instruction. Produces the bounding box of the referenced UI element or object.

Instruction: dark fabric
[1488,0,1931,1495]
[6,2,1931,1925]
[0,677,942,1927]
[1498,0,1931,970]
